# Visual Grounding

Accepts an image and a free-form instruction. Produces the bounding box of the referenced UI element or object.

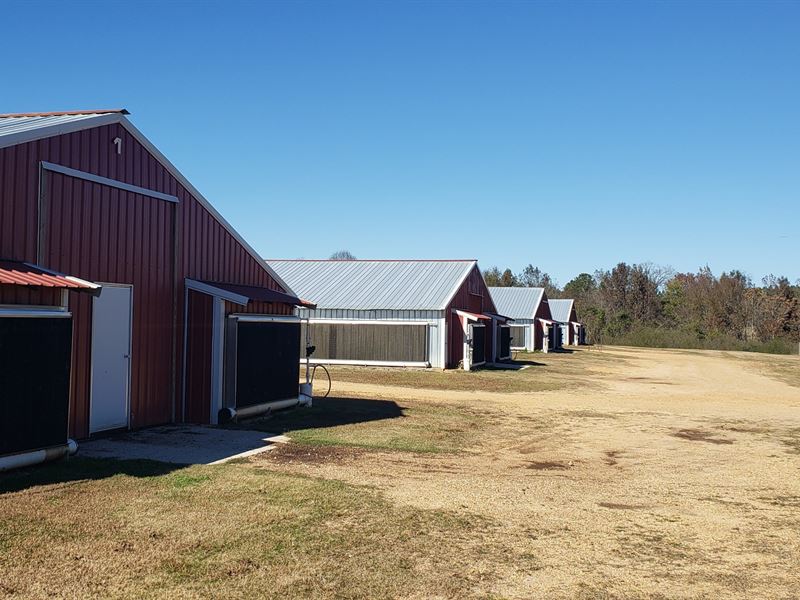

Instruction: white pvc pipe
[0,439,78,473]
[219,390,313,424]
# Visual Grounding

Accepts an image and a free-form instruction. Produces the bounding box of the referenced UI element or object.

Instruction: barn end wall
[445,266,498,369]
[0,123,290,437]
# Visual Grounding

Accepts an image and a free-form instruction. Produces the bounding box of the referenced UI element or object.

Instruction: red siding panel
[185,290,213,424]
[444,266,498,369]
[0,285,62,306]
[0,120,294,436]
[533,293,554,351]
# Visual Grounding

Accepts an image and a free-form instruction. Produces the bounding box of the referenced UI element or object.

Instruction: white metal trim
[438,316,447,370]
[42,161,179,203]
[185,278,249,305]
[209,298,225,425]
[300,358,430,368]
[306,318,429,326]
[0,308,71,318]
[232,314,301,323]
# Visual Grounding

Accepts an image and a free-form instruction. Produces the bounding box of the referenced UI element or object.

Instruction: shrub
[606,326,797,355]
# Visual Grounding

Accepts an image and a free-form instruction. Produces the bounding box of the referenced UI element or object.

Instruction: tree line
[484,263,800,354]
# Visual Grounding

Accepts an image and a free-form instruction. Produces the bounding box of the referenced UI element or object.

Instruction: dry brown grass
[728,351,800,388]
[2,346,800,599]
[320,347,622,394]
[0,458,522,599]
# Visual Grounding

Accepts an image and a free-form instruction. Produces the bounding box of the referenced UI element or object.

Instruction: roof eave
[440,260,479,310]
[117,116,296,297]
[0,112,295,298]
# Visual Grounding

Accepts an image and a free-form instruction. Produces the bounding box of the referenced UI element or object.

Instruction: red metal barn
[488,287,558,352]
[268,259,509,370]
[445,265,508,369]
[549,299,584,346]
[0,109,309,460]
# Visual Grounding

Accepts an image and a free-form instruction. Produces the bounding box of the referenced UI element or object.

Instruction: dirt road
[258,347,800,599]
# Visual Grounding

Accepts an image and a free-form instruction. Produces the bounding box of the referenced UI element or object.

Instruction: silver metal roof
[548,299,575,322]
[487,287,545,319]
[0,113,105,138]
[267,260,477,310]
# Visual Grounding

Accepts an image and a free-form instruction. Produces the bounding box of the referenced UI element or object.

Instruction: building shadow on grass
[233,396,405,435]
[0,456,180,495]
[497,358,547,367]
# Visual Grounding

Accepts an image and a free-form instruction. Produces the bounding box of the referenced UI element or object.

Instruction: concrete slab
[79,425,284,465]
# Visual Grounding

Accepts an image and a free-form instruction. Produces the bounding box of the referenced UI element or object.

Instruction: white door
[90,285,132,433]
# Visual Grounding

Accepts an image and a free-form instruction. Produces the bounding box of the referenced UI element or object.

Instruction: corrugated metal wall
[185,290,213,424]
[0,286,62,306]
[301,322,428,363]
[43,173,175,434]
[297,307,444,368]
[0,123,293,437]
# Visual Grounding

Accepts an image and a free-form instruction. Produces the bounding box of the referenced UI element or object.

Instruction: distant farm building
[267,260,512,370]
[0,109,310,467]
[549,299,585,345]
[488,287,560,352]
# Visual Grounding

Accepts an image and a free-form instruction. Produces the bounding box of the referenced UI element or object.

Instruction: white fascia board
[300,358,430,368]
[307,319,430,326]
[232,315,301,323]
[0,308,71,317]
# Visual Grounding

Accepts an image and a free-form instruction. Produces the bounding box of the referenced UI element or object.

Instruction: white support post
[209,297,225,425]
[461,315,471,371]
[439,317,447,370]
[490,317,498,364]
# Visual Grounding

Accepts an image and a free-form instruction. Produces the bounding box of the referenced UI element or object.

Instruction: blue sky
[2,1,798,285]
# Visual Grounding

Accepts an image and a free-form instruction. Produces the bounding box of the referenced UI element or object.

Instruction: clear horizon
[2,0,797,285]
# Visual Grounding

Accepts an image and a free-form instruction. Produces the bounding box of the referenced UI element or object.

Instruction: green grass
[0,457,512,599]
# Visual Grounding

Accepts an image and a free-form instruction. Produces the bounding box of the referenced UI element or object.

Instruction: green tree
[482,267,503,287]
[517,264,560,296]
